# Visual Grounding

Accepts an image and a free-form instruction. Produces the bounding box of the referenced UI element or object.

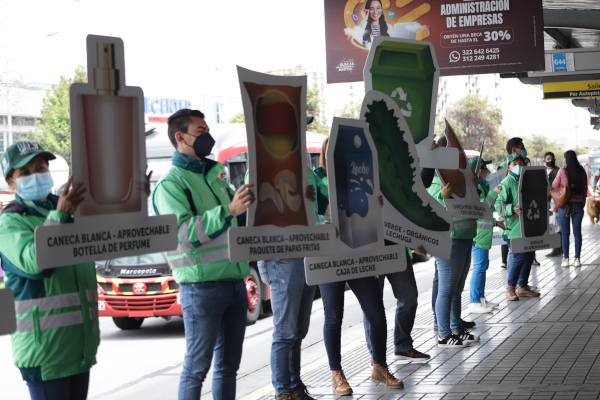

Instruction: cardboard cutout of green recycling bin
[364,37,457,169]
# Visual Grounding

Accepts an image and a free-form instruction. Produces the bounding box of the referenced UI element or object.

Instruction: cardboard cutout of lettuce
[360,91,452,259]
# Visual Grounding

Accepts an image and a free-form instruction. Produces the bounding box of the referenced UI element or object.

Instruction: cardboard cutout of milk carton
[304,118,406,285]
[34,35,177,269]
[511,166,560,253]
[360,91,452,260]
[228,67,336,262]
[0,288,16,335]
[364,37,458,169]
[437,119,492,221]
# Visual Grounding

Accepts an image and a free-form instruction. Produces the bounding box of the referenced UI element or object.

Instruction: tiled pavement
[250,222,600,400]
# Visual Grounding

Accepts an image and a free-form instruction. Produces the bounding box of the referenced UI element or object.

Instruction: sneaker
[291,383,316,400]
[501,262,507,269]
[371,364,403,388]
[561,258,570,267]
[573,258,581,267]
[482,298,499,308]
[394,348,431,363]
[438,335,469,348]
[532,258,540,265]
[468,302,494,314]
[461,319,476,330]
[525,285,537,291]
[454,330,480,343]
[517,286,540,297]
[506,285,519,301]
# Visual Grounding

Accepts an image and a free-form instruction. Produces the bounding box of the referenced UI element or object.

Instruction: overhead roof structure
[501,1,600,115]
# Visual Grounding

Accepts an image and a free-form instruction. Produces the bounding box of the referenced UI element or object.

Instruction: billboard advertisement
[325,0,545,83]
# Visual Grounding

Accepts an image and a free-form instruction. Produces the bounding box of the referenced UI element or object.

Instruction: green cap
[1,141,56,179]
[504,152,526,166]
[467,156,492,173]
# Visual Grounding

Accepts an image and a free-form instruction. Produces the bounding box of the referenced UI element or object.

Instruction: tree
[306,83,328,135]
[527,134,560,166]
[228,111,245,124]
[442,94,505,165]
[341,99,363,119]
[29,66,87,171]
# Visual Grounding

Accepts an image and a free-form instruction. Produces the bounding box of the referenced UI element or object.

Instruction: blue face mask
[508,165,522,180]
[16,172,54,201]
[518,149,527,159]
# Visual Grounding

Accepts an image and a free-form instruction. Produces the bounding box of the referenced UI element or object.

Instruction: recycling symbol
[527,200,540,220]
[391,87,412,118]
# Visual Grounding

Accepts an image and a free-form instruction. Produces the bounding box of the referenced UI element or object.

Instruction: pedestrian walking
[552,150,587,268]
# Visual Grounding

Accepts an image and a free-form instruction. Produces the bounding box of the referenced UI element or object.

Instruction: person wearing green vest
[0,141,98,400]
[467,157,503,314]
[152,109,255,400]
[427,171,479,348]
[495,153,540,301]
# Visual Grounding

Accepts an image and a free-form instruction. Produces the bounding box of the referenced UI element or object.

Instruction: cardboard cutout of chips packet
[228,67,336,262]
[363,37,457,169]
[34,35,177,269]
[437,119,492,221]
[360,91,452,260]
[510,166,560,253]
[304,118,406,285]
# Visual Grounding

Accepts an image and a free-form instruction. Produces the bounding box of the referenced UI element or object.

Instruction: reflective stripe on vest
[167,235,229,269]
[509,214,520,222]
[16,310,83,332]
[477,222,494,230]
[86,288,98,303]
[15,292,81,314]
[454,220,476,230]
[179,216,212,247]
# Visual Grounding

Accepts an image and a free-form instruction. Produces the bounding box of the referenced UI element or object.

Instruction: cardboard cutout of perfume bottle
[510,167,560,254]
[34,35,177,269]
[228,67,336,262]
[0,288,16,335]
[437,120,492,221]
[304,118,406,285]
[364,37,458,170]
[360,91,452,260]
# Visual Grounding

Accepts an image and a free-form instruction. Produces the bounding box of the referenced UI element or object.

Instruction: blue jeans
[26,371,89,400]
[558,202,584,258]
[434,238,473,338]
[320,277,387,370]
[178,279,248,400]
[364,250,417,353]
[258,258,315,395]
[506,240,534,287]
[432,261,438,324]
[470,246,489,303]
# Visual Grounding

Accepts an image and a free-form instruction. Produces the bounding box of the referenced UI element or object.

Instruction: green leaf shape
[365,100,450,231]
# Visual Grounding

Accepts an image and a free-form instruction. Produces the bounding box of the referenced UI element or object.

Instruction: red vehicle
[577,151,600,199]
[97,123,327,329]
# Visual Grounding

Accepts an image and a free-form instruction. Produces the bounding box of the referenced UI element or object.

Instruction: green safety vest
[153,152,249,283]
[495,174,522,239]
[427,176,477,240]
[0,196,99,382]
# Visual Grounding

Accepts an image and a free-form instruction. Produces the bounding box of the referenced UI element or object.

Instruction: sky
[0,0,597,150]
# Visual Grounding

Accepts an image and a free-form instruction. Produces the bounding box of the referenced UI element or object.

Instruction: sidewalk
[245,221,600,400]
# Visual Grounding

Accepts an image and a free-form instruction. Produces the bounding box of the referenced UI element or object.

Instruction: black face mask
[185,132,215,159]
[546,160,555,168]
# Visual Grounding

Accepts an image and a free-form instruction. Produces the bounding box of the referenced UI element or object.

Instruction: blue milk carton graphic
[334,125,379,249]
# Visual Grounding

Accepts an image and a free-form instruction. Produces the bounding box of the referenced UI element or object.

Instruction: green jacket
[153,152,249,283]
[427,176,476,240]
[473,185,499,250]
[495,174,522,239]
[0,195,99,382]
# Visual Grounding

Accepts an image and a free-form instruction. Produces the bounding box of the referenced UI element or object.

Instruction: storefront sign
[543,81,600,100]
[324,0,544,83]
